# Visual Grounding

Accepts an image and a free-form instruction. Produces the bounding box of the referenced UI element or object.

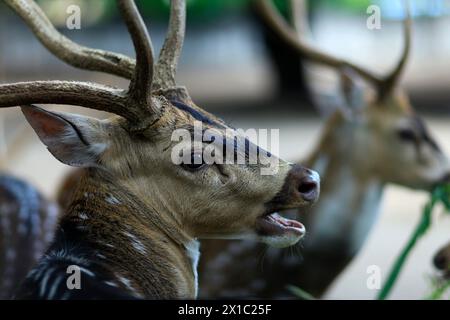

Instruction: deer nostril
[298,178,318,202]
[434,254,447,270]
[298,181,316,194]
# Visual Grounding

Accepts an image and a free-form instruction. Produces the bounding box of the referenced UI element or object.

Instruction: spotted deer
[0,115,59,299]
[197,0,450,298]
[0,0,320,299]
[0,175,58,299]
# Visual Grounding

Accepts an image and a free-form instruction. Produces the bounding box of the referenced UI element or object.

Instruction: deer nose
[264,164,320,211]
[433,252,447,270]
[296,167,320,202]
[297,169,320,202]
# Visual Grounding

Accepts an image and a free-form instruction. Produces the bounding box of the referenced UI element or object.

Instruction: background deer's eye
[397,128,416,142]
[181,153,206,171]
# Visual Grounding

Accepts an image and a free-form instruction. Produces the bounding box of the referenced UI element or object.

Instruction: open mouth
[255,211,305,248]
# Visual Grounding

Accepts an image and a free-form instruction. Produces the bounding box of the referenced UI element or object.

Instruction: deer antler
[256,0,383,87]
[117,0,154,106]
[6,0,189,102]
[378,0,412,99]
[0,0,167,130]
[154,0,186,91]
[289,0,309,37]
[0,80,127,112]
[256,0,412,101]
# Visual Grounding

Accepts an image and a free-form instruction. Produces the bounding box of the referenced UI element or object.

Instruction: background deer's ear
[339,68,365,111]
[21,105,108,167]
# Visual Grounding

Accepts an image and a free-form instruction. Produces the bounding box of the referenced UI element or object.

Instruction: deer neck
[303,120,384,257]
[59,168,199,299]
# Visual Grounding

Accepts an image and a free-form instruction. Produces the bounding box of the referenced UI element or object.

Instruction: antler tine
[290,0,309,37]
[154,0,186,91]
[0,80,129,115]
[0,0,168,128]
[256,0,383,88]
[5,0,135,80]
[378,0,412,99]
[117,0,154,107]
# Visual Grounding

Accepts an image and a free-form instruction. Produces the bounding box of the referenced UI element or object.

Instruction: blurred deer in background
[434,241,450,279]
[0,175,58,299]
[198,0,450,298]
[0,113,59,299]
[0,0,319,299]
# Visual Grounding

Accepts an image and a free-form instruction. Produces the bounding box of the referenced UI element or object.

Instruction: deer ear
[21,105,108,167]
[339,69,365,111]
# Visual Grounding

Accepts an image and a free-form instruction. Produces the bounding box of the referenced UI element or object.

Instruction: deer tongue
[256,212,305,238]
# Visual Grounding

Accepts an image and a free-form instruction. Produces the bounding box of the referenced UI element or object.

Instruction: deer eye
[397,128,416,142]
[181,152,206,171]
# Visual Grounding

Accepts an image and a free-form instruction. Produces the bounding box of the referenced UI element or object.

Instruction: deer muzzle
[255,164,320,248]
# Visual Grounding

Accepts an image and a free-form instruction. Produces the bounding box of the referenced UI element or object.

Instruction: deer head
[257,0,450,191]
[1,0,320,254]
[191,0,450,300]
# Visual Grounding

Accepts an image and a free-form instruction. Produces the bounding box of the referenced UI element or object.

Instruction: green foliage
[12,0,378,24]
[427,277,450,300]
[136,0,250,21]
[377,184,450,300]
[286,285,316,300]
[320,0,372,12]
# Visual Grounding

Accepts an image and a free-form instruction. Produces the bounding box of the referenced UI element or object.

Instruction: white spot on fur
[123,231,147,255]
[78,213,88,220]
[47,275,63,299]
[100,242,114,249]
[39,267,55,297]
[50,250,91,267]
[118,276,135,292]
[104,280,118,288]
[106,195,121,205]
[80,267,95,278]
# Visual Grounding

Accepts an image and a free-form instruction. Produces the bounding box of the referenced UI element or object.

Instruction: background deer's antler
[378,0,412,99]
[256,0,412,102]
